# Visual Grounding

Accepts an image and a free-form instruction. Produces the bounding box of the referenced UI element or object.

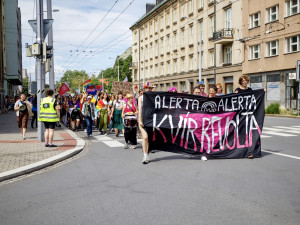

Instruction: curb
[0,126,85,182]
[266,114,300,119]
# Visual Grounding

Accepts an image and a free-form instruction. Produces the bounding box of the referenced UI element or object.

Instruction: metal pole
[36,0,44,142]
[47,0,54,90]
[199,24,202,84]
[117,58,120,81]
[213,0,217,84]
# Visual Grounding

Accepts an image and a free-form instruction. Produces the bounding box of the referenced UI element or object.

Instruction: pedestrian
[98,93,110,135]
[82,95,97,137]
[138,83,155,164]
[169,87,178,93]
[38,89,60,147]
[193,86,201,95]
[14,93,32,140]
[199,83,208,96]
[122,93,138,149]
[216,83,224,96]
[111,92,124,137]
[235,75,252,93]
[30,94,38,128]
[208,85,218,98]
[70,96,81,131]
[4,95,10,112]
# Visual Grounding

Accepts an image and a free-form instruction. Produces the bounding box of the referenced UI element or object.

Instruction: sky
[19,0,151,82]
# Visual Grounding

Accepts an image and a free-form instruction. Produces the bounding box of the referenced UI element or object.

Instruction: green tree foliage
[22,77,29,94]
[59,70,89,93]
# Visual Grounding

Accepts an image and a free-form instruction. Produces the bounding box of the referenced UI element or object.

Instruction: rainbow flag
[81,78,92,86]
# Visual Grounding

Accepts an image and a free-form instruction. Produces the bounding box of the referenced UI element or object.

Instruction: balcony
[129,62,138,70]
[213,29,234,44]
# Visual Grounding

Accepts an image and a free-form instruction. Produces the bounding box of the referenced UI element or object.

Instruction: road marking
[94,135,113,141]
[272,126,300,132]
[262,150,300,160]
[261,135,271,138]
[102,140,124,147]
[262,131,297,137]
[263,127,299,134]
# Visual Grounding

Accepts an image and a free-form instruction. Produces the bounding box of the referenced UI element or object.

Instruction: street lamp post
[47,0,54,90]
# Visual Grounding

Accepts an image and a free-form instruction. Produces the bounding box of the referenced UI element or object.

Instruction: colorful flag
[81,78,92,86]
[96,85,103,91]
[123,76,128,82]
[58,82,70,96]
[99,78,106,83]
[54,83,59,91]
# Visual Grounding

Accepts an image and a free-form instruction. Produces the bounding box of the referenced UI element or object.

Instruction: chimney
[146,3,155,13]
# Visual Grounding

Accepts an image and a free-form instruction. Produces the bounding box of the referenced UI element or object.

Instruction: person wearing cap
[82,95,97,137]
[138,82,155,164]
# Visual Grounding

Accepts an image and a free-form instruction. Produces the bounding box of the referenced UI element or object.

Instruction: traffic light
[42,42,53,63]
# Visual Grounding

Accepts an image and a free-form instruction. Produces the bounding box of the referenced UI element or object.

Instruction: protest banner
[58,82,70,96]
[112,81,133,94]
[142,90,265,159]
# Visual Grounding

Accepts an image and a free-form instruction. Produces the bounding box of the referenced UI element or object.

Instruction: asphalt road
[0,116,299,225]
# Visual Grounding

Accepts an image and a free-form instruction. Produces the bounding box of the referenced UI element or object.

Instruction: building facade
[4,0,22,97]
[130,0,244,94]
[242,0,300,108]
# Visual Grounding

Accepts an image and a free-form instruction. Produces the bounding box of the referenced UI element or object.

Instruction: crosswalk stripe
[272,126,300,132]
[262,131,297,137]
[263,127,299,134]
[94,135,113,141]
[262,150,300,160]
[102,140,124,147]
[261,135,271,138]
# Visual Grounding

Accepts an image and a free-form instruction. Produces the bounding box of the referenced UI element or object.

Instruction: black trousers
[124,127,137,145]
[31,111,37,128]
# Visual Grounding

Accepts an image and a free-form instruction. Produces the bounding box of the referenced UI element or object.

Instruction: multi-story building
[4,0,22,97]
[0,0,6,112]
[130,0,244,94]
[242,0,300,108]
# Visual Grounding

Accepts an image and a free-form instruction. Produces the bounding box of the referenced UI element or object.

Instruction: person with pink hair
[169,87,177,93]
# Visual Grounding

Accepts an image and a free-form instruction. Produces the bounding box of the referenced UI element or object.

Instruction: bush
[265,103,280,114]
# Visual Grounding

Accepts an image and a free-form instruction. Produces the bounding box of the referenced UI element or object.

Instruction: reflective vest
[38,97,59,122]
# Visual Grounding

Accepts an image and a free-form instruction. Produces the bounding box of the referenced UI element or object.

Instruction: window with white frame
[249,12,260,28]
[223,45,232,64]
[266,5,278,23]
[266,40,278,57]
[181,81,186,91]
[189,0,193,14]
[210,15,215,37]
[190,26,193,44]
[161,16,164,29]
[209,50,214,66]
[181,57,185,71]
[173,59,178,73]
[174,32,178,49]
[249,44,260,59]
[173,7,177,22]
[225,8,231,29]
[198,0,203,9]
[167,35,171,52]
[167,12,170,26]
[181,3,185,18]
[286,0,300,16]
[167,61,170,74]
[181,29,185,47]
[286,34,300,53]
[189,55,194,70]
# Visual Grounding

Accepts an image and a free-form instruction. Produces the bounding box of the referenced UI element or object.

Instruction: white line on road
[94,135,113,141]
[261,135,271,138]
[263,127,299,134]
[102,140,124,147]
[272,126,300,132]
[262,150,300,160]
[262,131,297,137]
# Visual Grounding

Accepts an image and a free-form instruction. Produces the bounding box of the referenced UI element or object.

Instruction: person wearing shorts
[38,89,59,147]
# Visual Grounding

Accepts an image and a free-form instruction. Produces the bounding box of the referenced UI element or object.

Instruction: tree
[22,77,29,94]
[59,70,89,93]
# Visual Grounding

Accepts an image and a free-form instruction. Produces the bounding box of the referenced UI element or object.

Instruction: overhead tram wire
[61,0,120,69]
[66,0,135,69]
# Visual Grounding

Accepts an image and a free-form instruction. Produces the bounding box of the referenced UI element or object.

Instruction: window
[167,35,171,52]
[225,8,231,29]
[181,3,185,18]
[145,45,148,58]
[155,40,159,56]
[249,12,260,28]
[161,63,164,75]
[181,57,185,71]
[150,23,153,35]
[266,5,278,23]
[189,26,194,44]
[210,15,215,37]
[167,12,170,26]
[286,35,300,53]
[150,43,153,58]
[173,8,177,22]
[189,0,193,14]
[199,20,203,38]
[145,26,148,37]
[161,16,164,29]
[189,55,194,70]
[167,61,170,74]
[141,29,144,40]
[181,29,185,47]
[249,44,260,59]
[267,74,280,82]
[155,19,158,32]
[174,32,178,49]
[134,32,137,42]
[266,40,279,57]
[223,45,232,64]
[173,59,178,73]
[286,0,300,16]
[198,0,203,9]
[180,81,186,91]
[209,50,215,66]
[250,76,262,83]
[161,38,164,54]
[155,64,158,76]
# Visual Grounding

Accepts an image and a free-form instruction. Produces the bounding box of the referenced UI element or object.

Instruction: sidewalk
[0,112,85,182]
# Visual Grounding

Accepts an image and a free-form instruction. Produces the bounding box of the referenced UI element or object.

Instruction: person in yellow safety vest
[38,89,60,147]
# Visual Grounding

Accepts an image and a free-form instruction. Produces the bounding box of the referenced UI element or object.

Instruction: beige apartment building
[242,0,300,108]
[129,0,244,94]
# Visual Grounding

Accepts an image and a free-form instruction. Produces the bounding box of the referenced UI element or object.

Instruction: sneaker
[201,156,208,161]
[23,136,26,140]
[85,129,87,133]
[130,145,137,149]
[104,132,107,136]
[58,124,61,128]
[142,155,150,164]
[48,144,57,148]
[124,143,129,149]
[90,133,93,137]
[116,133,119,137]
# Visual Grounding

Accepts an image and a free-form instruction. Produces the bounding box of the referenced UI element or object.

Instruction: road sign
[28,19,53,38]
